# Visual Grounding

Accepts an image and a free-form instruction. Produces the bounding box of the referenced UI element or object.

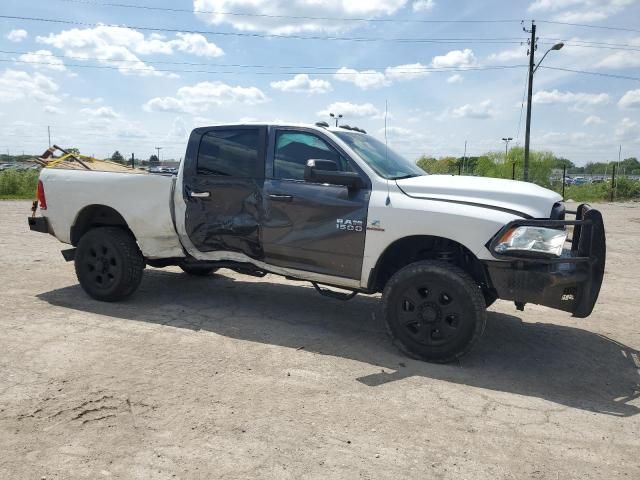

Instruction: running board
[311,282,358,301]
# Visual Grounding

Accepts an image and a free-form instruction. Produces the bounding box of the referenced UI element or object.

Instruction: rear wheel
[75,227,144,302]
[382,261,486,363]
[179,264,218,276]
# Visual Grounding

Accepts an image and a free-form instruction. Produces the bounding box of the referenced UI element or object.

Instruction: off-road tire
[382,260,486,363]
[179,264,218,276]
[75,227,144,302]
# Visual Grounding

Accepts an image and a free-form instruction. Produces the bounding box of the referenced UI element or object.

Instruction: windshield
[334,131,425,180]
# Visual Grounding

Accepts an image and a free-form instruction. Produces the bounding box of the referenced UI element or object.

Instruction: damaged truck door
[183,126,267,259]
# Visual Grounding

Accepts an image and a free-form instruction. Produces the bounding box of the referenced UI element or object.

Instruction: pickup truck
[28,123,606,363]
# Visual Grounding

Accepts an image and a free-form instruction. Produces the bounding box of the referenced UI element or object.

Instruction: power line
[0,15,526,44]
[57,0,524,25]
[0,57,528,75]
[515,70,528,142]
[5,55,639,82]
[538,39,640,52]
[537,19,640,34]
[538,66,640,81]
[0,49,526,73]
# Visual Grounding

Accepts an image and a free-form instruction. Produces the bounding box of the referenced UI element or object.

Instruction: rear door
[262,127,371,280]
[182,126,266,259]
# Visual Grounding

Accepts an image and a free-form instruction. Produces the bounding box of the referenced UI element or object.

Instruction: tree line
[417,146,639,187]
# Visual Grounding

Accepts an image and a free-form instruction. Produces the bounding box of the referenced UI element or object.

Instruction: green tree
[111,151,125,163]
[149,154,159,165]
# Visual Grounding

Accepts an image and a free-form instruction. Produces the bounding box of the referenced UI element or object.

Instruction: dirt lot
[0,200,639,479]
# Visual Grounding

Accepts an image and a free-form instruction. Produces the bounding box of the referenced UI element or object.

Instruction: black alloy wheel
[75,227,144,302]
[382,261,486,363]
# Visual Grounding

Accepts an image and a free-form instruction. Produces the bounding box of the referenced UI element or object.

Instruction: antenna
[384,100,391,206]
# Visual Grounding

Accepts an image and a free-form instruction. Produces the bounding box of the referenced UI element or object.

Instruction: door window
[274,131,351,181]
[197,129,259,177]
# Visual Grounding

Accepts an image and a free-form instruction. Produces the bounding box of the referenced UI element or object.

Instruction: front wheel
[382,261,486,363]
[75,227,144,302]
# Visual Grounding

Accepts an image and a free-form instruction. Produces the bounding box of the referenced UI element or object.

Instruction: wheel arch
[367,234,493,295]
[70,204,133,246]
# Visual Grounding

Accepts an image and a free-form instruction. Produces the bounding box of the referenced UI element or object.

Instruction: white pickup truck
[29,123,606,362]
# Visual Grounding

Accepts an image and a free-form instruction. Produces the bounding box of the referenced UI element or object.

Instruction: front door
[183,126,267,259]
[262,128,370,280]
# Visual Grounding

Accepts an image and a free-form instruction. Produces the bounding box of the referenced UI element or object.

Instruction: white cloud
[6,29,28,43]
[528,0,636,22]
[80,106,120,119]
[334,67,389,90]
[76,97,104,105]
[318,101,382,119]
[143,81,269,113]
[447,74,464,84]
[168,117,188,139]
[18,50,66,72]
[376,125,416,142]
[413,0,436,11]
[451,100,494,119]
[270,74,332,94]
[194,0,408,34]
[596,41,640,69]
[37,25,223,78]
[533,89,610,109]
[334,50,475,91]
[487,45,527,63]
[170,33,225,57]
[431,49,476,69]
[385,63,430,81]
[584,115,604,125]
[619,89,640,108]
[615,117,640,142]
[44,105,64,115]
[0,69,60,104]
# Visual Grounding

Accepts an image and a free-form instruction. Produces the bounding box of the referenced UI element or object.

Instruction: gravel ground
[1,200,639,479]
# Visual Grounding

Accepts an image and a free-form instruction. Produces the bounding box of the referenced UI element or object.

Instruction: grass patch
[0,170,39,199]
[552,178,640,202]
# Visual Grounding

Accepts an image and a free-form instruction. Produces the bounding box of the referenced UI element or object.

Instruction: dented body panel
[38,168,184,259]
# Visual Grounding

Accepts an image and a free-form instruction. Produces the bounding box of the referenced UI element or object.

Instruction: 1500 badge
[336,218,364,232]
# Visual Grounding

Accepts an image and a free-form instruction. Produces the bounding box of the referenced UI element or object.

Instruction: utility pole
[155,146,162,162]
[47,126,51,147]
[523,21,536,182]
[131,153,135,169]
[462,140,467,174]
[618,144,622,169]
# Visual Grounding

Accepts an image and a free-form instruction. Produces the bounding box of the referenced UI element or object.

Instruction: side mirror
[304,159,363,189]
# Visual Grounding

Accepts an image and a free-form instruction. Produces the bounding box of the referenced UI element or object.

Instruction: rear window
[197,129,259,177]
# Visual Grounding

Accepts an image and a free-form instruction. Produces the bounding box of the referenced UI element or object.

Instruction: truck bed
[39,168,184,259]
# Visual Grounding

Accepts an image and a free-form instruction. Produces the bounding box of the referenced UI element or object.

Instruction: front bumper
[484,204,606,318]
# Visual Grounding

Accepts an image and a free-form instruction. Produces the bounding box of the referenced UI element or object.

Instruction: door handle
[190,191,211,198]
[269,193,293,202]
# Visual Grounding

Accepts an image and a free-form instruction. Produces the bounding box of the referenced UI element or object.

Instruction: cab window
[197,128,259,177]
[273,131,351,181]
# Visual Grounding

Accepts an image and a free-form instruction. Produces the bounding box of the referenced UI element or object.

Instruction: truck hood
[395,175,562,219]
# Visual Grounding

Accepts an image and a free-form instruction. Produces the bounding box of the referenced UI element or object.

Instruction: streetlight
[329,113,343,127]
[523,29,564,181]
[502,137,513,158]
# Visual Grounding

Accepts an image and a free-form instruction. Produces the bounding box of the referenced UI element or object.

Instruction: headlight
[494,226,567,257]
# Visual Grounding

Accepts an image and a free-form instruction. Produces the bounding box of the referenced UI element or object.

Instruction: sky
[0,0,639,164]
